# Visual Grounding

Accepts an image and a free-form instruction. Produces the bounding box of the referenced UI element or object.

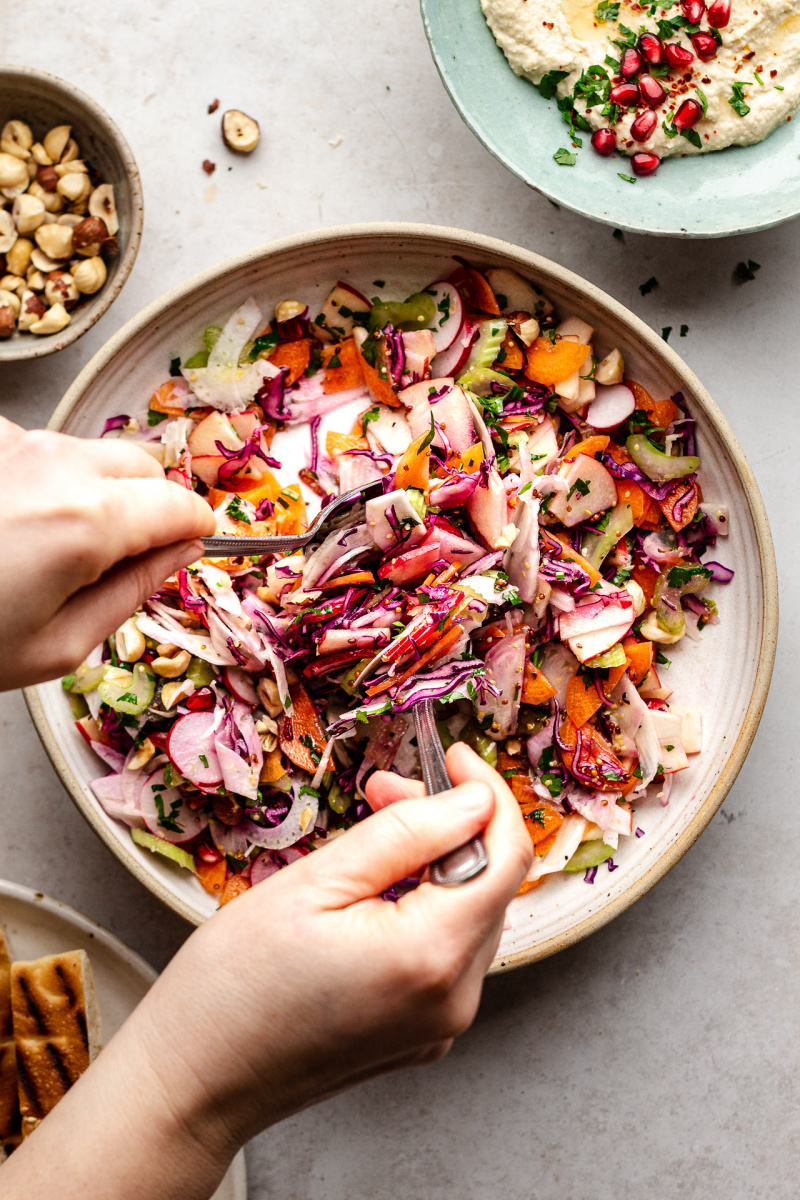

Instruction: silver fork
[414,699,489,887]
[201,477,386,556]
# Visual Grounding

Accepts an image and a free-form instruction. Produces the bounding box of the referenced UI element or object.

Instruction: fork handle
[414,700,489,888]
[201,534,309,555]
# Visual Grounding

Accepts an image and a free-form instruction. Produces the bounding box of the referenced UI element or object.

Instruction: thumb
[306,782,496,908]
[49,539,205,670]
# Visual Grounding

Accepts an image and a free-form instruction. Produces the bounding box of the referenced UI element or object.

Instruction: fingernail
[451,782,492,813]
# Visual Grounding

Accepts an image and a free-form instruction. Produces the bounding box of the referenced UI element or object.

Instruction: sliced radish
[421,523,485,567]
[187,410,243,457]
[467,465,509,549]
[547,455,617,528]
[586,383,636,431]
[251,851,280,885]
[424,282,464,352]
[191,454,225,487]
[406,384,475,453]
[399,377,453,409]
[431,321,476,377]
[167,711,223,788]
[139,767,209,844]
[222,666,259,707]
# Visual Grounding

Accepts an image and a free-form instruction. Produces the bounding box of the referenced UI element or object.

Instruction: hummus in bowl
[482,0,800,170]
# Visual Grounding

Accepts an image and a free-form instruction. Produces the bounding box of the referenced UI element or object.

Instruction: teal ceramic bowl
[420,0,800,238]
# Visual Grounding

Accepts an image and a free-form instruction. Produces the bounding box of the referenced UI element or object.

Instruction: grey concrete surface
[0,2,795,1197]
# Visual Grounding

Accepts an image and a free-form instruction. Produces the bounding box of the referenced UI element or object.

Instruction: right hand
[126,744,531,1148]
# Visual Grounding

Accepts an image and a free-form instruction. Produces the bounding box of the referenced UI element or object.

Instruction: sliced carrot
[326,430,368,458]
[631,561,660,607]
[269,338,312,386]
[220,875,251,906]
[323,337,365,394]
[565,672,602,729]
[522,661,557,705]
[549,533,603,587]
[628,380,677,430]
[150,379,189,417]
[278,683,328,773]
[659,479,698,532]
[449,264,501,315]
[393,428,431,493]
[622,637,653,685]
[563,434,610,462]
[367,624,464,697]
[559,716,631,792]
[534,829,560,857]
[357,335,401,408]
[259,744,286,783]
[605,439,632,466]
[516,877,543,895]
[197,859,227,897]
[615,479,663,530]
[510,781,565,844]
[272,484,307,536]
[606,661,628,692]
[452,442,484,474]
[525,336,589,385]
[499,328,524,371]
[317,571,377,590]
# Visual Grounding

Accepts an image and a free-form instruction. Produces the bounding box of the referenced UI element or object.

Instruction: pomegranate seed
[691,32,718,60]
[630,109,658,142]
[638,32,665,65]
[631,151,661,176]
[609,82,640,107]
[620,47,643,78]
[664,42,695,68]
[591,128,617,156]
[681,0,706,21]
[707,0,731,25]
[196,843,223,864]
[639,74,668,107]
[673,98,703,129]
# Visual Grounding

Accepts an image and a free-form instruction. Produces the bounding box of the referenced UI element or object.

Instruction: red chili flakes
[770,69,778,78]
[202,159,216,175]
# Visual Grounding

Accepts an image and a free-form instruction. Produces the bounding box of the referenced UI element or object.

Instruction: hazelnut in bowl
[0,65,143,362]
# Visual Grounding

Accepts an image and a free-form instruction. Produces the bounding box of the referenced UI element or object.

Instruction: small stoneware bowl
[0,66,143,362]
[24,223,777,969]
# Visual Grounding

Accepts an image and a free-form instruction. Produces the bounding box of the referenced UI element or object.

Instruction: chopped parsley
[566,477,591,501]
[695,87,708,116]
[729,81,753,118]
[594,0,620,18]
[554,147,577,166]
[681,128,703,149]
[169,356,181,377]
[734,259,761,284]
[147,409,169,427]
[680,324,689,337]
[529,807,547,829]
[618,173,636,184]
[613,228,624,241]
[538,69,569,100]
[227,495,252,525]
[661,326,672,342]
[248,329,280,360]
[198,754,209,768]
[639,277,659,297]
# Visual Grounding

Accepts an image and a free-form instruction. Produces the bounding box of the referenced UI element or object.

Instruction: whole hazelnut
[36,165,59,193]
[0,303,15,339]
[72,215,107,257]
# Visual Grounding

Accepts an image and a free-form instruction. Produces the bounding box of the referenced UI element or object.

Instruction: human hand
[1,744,530,1199]
[0,416,215,689]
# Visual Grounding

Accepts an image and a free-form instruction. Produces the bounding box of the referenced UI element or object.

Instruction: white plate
[0,879,247,1198]
[25,223,777,969]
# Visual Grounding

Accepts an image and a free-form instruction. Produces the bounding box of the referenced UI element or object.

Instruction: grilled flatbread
[11,950,101,1129]
[0,925,17,1143]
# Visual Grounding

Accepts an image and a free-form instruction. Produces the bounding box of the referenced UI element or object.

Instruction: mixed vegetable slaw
[63,261,733,905]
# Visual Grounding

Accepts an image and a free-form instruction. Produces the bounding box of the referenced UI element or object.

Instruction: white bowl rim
[0,63,144,361]
[25,221,779,968]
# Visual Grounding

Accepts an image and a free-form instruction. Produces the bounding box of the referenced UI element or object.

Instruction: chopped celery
[98,662,155,715]
[406,487,427,522]
[340,659,371,695]
[186,657,217,689]
[461,720,498,767]
[436,720,455,750]
[580,502,634,570]
[203,325,222,352]
[653,565,712,635]
[183,350,209,369]
[328,782,353,814]
[66,662,107,694]
[369,293,436,332]
[131,828,196,872]
[585,643,626,669]
[517,706,550,737]
[461,319,508,375]
[563,839,614,872]
[70,693,89,719]
[456,366,513,397]
[626,433,699,483]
